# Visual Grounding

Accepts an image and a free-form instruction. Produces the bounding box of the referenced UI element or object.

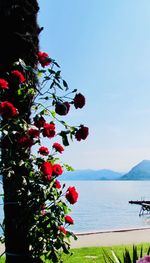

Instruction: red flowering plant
[0,51,88,262]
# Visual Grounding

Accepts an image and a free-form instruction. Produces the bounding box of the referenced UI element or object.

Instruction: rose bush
[0,50,88,262]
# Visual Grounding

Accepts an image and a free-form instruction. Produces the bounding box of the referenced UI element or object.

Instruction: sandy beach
[71,227,150,248]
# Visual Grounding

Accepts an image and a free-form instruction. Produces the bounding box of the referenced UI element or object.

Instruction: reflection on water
[1,181,150,233]
[62,181,150,233]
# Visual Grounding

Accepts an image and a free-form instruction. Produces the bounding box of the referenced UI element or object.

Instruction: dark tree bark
[0,1,41,262]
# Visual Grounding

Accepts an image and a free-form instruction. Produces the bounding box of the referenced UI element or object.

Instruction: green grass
[0,243,150,262]
[62,243,150,263]
[0,257,4,263]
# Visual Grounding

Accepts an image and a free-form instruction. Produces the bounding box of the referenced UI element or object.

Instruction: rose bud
[74,93,85,109]
[55,102,70,116]
[75,126,89,141]
[38,51,52,67]
[65,186,78,204]
[38,146,49,156]
[52,142,64,153]
[65,215,74,224]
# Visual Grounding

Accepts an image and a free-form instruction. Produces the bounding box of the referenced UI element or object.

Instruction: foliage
[103,245,150,263]
[0,51,88,262]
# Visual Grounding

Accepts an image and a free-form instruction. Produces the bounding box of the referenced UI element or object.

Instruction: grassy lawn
[0,243,150,262]
[62,243,150,263]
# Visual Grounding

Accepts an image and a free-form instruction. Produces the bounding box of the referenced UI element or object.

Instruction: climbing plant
[0,49,88,262]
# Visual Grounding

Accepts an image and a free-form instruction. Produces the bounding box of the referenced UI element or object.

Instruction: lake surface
[63,181,150,233]
[1,181,150,234]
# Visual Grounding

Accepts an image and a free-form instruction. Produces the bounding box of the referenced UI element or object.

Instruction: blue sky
[38,0,150,172]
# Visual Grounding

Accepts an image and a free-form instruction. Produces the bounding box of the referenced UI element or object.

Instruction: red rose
[11,70,25,83]
[55,102,70,116]
[42,123,55,138]
[0,101,18,119]
[38,51,51,67]
[0,79,9,89]
[41,161,53,181]
[65,215,74,225]
[75,126,89,141]
[54,180,61,189]
[74,93,85,109]
[58,226,67,235]
[52,164,63,176]
[38,146,49,156]
[17,135,33,148]
[52,142,64,154]
[28,128,40,138]
[65,186,78,204]
[34,115,46,128]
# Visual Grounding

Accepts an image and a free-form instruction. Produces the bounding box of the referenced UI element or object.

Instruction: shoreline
[71,227,150,248]
[74,226,150,235]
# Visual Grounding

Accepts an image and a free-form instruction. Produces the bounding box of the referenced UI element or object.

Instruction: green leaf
[44,76,50,81]
[111,251,121,263]
[48,69,56,75]
[72,88,78,93]
[40,109,49,115]
[147,246,150,255]
[55,70,61,79]
[28,88,35,95]
[70,232,78,240]
[63,164,74,171]
[102,249,115,263]
[63,80,69,90]
[62,133,69,146]
[36,158,44,164]
[53,61,60,68]
[38,69,46,74]
[62,243,70,254]
[132,245,138,263]
[62,203,71,214]
[123,249,132,263]
[50,111,56,119]
[17,88,23,96]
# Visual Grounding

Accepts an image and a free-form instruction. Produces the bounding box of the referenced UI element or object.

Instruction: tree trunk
[0,1,40,262]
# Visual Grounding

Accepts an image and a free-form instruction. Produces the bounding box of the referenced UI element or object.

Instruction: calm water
[1,181,150,234]
[64,181,150,233]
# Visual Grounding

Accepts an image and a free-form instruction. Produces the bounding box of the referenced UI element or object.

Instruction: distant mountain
[120,160,150,180]
[60,169,122,181]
